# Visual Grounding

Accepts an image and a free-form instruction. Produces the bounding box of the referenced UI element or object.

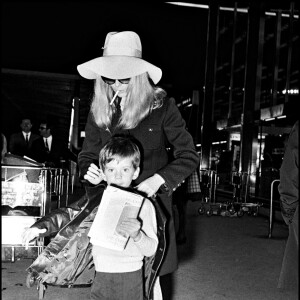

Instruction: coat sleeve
[31,207,80,237]
[156,98,200,194]
[278,121,299,225]
[78,112,103,178]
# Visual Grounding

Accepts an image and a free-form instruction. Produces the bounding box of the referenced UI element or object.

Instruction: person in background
[173,168,201,245]
[22,136,165,300]
[77,31,199,299]
[8,117,40,157]
[173,182,188,245]
[30,120,67,167]
[1,132,8,163]
[277,120,299,293]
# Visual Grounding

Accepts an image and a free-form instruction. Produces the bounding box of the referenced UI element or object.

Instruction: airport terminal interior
[1,2,299,300]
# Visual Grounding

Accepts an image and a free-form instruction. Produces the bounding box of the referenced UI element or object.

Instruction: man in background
[31,120,68,168]
[8,117,40,157]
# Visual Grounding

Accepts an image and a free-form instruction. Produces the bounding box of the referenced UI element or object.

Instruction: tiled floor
[1,192,298,300]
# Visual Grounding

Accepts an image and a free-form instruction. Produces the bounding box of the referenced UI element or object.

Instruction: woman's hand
[84,163,103,185]
[22,227,46,250]
[135,174,165,197]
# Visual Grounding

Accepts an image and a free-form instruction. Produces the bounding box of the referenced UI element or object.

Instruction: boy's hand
[118,218,141,241]
[22,227,46,250]
[84,163,103,185]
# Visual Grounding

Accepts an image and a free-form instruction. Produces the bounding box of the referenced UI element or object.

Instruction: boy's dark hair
[99,136,140,170]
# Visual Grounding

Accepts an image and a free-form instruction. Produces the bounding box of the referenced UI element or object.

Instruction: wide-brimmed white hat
[77,31,162,84]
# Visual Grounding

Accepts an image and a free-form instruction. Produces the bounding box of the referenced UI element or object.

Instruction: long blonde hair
[90,73,166,129]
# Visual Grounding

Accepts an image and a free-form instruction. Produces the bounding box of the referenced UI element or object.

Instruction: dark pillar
[284,2,295,104]
[228,2,238,120]
[271,10,281,107]
[239,2,265,174]
[69,81,80,151]
[201,1,219,170]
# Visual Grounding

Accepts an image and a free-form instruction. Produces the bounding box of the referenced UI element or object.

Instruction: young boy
[22,136,164,300]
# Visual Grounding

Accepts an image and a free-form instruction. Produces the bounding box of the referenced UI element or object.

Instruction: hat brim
[77,56,162,84]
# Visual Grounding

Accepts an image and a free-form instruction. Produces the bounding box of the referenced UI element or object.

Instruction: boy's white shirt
[88,186,145,251]
[91,194,158,273]
[153,277,163,300]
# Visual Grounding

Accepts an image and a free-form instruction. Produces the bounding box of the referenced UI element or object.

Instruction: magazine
[88,185,145,251]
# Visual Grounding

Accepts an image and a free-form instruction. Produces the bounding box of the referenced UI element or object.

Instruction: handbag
[186,169,201,194]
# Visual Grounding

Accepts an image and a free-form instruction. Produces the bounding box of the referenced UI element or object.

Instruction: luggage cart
[197,169,218,215]
[226,172,262,217]
[268,179,280,238]
[2,165,47,262]
[198,171,262,217]
[1,165,70,263]
[46,167,70,210]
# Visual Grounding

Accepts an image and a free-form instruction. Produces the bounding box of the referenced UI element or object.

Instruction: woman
[77,31,199,298]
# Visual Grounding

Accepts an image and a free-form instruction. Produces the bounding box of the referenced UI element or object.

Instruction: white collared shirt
[23,131,31,140]
[44,135,52,151]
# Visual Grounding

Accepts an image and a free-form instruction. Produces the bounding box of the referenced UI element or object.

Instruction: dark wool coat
[30,136,67,167]
[278,121,299,292]
[78,97,200,275]
[27,184,167,300]
[8,131,40,157]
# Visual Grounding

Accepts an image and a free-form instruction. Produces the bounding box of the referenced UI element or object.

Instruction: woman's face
[111,80,129,98]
